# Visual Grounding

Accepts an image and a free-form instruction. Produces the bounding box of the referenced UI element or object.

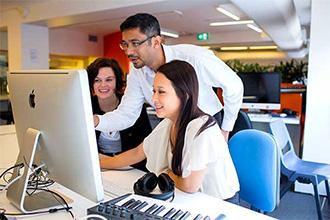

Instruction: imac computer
[238,72,281,111]
[7,69,104,212]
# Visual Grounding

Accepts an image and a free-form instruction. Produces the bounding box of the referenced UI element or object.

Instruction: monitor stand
[6,128,72,213]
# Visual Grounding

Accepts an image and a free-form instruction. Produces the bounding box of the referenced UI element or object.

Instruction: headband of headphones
[133,172,175,201]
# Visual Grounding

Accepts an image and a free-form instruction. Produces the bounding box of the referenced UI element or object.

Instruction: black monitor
[238,72,281,111]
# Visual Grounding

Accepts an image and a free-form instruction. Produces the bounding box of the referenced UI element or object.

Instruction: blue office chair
[229,129,280,213]
[269,119,330,220]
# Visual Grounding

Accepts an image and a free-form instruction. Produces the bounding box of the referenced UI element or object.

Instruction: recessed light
[209,20,254,26]
[247,24,263,33]
[220,46,248,51]
[216,7,240,21]
[161,29,179,38]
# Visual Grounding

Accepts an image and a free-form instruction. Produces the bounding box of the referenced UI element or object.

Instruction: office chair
[229,129,280,213]
[229,110,253,140]
[269,119,330,220]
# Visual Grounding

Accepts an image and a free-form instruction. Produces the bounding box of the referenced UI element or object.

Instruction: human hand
[93,115,100,127]
[221,129,229,142]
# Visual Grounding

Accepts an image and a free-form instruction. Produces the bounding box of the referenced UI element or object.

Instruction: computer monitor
[238,72,281,111]
[7,69,104,213]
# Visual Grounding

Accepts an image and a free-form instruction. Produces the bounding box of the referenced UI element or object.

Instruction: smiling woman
[86,58,152,171]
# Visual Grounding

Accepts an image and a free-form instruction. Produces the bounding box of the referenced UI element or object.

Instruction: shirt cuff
[95,114,109,133]
[221,119,235,132]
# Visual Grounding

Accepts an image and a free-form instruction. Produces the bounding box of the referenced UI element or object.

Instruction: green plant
[273,60,308,83]
[0,75,8,95]
[226,59,272,73]
[225,59,308,83]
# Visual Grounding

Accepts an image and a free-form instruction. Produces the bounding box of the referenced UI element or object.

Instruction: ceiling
[0,0,311,56]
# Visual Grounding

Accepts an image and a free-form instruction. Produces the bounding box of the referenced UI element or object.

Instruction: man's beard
[128,55,145,69]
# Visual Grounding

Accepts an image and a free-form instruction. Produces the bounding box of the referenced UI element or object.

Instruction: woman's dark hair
[86,58,124,98]
[120,13,161,37]
[157,60,216,176]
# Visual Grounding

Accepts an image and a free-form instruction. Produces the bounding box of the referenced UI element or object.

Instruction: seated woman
[99,60,240,202]
[87,58,152,171]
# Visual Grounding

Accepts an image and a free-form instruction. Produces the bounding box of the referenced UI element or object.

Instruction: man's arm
[95,70,147,133]
[199,52,243,132]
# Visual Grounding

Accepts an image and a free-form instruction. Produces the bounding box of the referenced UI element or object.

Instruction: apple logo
[29,90,36,108]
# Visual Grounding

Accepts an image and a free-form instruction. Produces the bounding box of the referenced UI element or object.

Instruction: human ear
[152,35,163,48]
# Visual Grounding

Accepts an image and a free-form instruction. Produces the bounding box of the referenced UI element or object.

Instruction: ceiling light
[216,7,240,21]
[249,45,278,50]
[220,46,248,51]
[209,20,254,26]
[161,29,179,38]
[247,24,263,33]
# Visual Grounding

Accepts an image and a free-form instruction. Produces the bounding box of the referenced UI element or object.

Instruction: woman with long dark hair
[100,60,239,201]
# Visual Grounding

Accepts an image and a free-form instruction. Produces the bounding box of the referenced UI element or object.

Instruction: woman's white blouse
[143,116,240,200]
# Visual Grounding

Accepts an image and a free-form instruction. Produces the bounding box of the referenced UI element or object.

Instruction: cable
[1,162,73,219]
[2,206,72,216]
[0,163,24,193]
[0,163,24,180]
[0,173,22,192]
[3,188,74,219]
[78,214,107,220]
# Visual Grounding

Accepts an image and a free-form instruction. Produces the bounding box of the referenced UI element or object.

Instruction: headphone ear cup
[158,173,174,192]
[134,172,158,194]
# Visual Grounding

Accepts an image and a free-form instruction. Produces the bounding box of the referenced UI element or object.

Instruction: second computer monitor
[238,72,281,111]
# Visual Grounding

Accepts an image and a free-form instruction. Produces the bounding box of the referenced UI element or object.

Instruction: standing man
[94,13,243,141]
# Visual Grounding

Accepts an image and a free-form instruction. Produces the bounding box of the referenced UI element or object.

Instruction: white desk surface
[247,113,300,125]
[0,169,275,220]
[0,125,275,219]
[0,124,15,135]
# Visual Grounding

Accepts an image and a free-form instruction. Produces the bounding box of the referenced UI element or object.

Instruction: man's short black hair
[120,13,161,36]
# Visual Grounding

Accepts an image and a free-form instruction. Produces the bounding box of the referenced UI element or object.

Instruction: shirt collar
[162,44,175,64]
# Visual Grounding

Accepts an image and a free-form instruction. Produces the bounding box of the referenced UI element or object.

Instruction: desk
[247,113,302,156]
[0,125,275,220]
[0,170,275,220]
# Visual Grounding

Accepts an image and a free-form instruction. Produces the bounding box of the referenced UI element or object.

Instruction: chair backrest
[269,119,295,157]
[229,129,280,212]
[229,110,253,140]
[269,119,299,177]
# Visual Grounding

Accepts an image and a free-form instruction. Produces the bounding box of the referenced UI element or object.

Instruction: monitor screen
[7,69,104,212]
[238,72,281,111]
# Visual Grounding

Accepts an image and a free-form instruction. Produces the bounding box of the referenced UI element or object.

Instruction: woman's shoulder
[188,115,212,127]
[186,115,219,135]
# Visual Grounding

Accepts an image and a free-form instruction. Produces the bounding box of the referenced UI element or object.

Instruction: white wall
[49,28,103,57]
[295,0,330,195]
[303,0,330,163]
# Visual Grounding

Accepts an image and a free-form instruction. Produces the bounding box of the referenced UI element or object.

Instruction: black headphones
[133,172,175,201]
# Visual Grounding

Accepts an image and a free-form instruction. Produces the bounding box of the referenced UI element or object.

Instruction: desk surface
[247,113,300,124]
[1,125,275,220]
[0,169,275,220]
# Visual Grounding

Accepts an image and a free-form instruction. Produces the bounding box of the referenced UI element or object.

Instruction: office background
[0,0,329,197]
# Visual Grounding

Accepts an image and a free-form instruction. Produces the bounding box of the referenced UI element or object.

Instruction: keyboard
[102,175,134,198]
[87,193,227,220]
[247,113,272,120]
